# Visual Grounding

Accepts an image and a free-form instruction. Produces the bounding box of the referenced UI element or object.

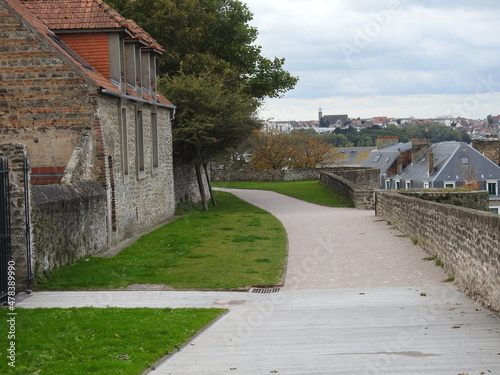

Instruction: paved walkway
[17,189,500,374]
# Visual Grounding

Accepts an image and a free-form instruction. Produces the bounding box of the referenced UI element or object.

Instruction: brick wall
[375,191,500,312]
[59,33,110,79]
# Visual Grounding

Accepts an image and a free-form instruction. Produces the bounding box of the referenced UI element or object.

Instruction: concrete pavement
[17,188,500,374]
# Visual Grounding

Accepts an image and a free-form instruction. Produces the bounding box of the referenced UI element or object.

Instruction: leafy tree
[107,0,298,209]
[160,72,261,210]
[106,0,298,99]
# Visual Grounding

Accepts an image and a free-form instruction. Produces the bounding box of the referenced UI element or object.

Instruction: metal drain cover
[250,286,281,294]
[214,299,247,305]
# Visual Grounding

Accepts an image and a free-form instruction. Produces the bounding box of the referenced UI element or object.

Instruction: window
[395,181,401,189]
[136,110,145,178]
[109,34,125,91]
[119,106,129,179]
[423,182,429,189]
[445,182,455,188]
[151,112,159,169]
[373,155,382,163]
[406,181,412,190]
[490,208,499,214]
[385,180,391,190]
[460,156,469,165]
[487,181,498,196]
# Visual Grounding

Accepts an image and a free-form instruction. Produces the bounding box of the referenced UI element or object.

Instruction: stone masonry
[375,190,500,311]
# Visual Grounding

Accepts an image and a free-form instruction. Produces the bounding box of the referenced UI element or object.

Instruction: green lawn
[37,191,287,290]
[0,307,224,375]
[213,180,354,207]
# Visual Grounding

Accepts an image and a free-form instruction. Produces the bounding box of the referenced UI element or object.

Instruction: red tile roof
[22,0,164,52]
[5,0,173,107]
[5,0,122,94]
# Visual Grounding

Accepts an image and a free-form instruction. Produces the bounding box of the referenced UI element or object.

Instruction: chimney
[397,154,403,174]
[428,149,434,175]
[376,136,398,150]
[412,138,430,163]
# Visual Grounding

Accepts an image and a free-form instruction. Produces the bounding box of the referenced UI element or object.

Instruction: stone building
[1,0,177,281]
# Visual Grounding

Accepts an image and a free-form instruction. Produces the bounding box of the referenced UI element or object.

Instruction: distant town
[264,109,500,140]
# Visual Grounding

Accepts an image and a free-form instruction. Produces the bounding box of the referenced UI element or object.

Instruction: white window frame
[395,180,401,190]
[486,180,498,196]
[385,180,391,190]
[406,181,412,190]
[444,181,455,188]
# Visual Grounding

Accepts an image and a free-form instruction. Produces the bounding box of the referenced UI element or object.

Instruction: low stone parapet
[376,190,500,312]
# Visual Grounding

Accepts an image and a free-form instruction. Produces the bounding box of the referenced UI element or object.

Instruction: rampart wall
[375,191,500,311]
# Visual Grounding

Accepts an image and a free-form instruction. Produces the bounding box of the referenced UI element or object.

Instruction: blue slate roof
[398,141,500,183]
[361,142,412,175]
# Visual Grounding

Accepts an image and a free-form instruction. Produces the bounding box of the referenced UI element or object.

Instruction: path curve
[216,188,448,290]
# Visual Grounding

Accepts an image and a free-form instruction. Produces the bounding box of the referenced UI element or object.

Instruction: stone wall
[211,167,380,187]
[0,0,98,167]
[174,162,210,207]
[472,139,500,166]
[31,181,107,277]
[320,172,375,209]
[96,96,176,242]
[399,189,490,212]
[375,191,500,312]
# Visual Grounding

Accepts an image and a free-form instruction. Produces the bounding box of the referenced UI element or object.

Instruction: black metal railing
[0,158,11,304]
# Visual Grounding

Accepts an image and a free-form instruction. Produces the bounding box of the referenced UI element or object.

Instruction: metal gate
[0,158,11,304]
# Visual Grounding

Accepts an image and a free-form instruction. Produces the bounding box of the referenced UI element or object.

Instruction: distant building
[385,141,500,214]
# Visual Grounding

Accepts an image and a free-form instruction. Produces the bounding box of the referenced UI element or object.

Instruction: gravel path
[217,188,448,290]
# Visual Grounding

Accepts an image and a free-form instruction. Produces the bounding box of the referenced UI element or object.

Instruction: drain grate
[250,286,281,294]
[214,299,247,305]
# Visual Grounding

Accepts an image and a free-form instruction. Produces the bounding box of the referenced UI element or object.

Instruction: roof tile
[22,0,164,52]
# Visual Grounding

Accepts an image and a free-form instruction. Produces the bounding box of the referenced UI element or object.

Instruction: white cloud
[243,0,500,119]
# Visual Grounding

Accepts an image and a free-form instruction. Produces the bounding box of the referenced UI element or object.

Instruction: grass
[37,191,287,290]
[212,180,354,207]
[0,307,224,375]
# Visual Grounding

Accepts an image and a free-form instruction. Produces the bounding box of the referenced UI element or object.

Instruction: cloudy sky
[243,0,500,121]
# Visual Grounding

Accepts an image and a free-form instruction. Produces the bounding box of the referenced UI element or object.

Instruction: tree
[106,0,298,99]
[107,0,298,209]
[160,72,261,210]
[250,131,333,170]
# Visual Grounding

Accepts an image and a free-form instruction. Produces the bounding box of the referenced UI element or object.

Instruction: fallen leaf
[452,325,462,329]
[33,370,43,375]
[115,333,121,338]
[420,293,427,297]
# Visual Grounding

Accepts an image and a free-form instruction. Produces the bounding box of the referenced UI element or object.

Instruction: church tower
[318,107,323,122]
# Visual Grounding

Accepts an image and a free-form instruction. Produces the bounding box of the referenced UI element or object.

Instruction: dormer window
[141,51,158,100]
[125,41,142,95]
[108,34,125,91]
